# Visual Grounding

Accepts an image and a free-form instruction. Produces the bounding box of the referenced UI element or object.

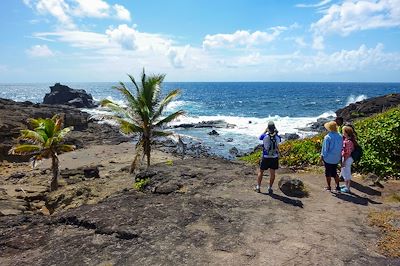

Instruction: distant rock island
[43,83,97,108]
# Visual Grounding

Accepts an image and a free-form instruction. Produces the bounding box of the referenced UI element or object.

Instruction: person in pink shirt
[340,126,356,193]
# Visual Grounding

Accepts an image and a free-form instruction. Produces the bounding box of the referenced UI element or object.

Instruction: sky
[0,0,400,82]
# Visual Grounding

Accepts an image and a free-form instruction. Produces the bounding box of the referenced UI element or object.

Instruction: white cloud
[296,0,331,8]
[295,37,307,47]
[23,0,132,28]
[26,44,55,57]
[167,45,190,68]
[35,0,75,29]
[312,0,400,36]
[72,0,110,18]
[312,35,324,50]
[113,4,131,21]
[203,28,284,49]
[106,24,137,50]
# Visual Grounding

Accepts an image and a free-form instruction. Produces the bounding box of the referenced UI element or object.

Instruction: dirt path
[0,145,399,265]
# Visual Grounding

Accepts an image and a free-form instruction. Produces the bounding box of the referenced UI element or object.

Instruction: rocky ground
[1,142,400,265]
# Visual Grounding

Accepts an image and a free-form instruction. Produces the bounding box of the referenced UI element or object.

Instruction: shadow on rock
[265,193,304,208]
[350,181,382,196]
[334,192,382,206]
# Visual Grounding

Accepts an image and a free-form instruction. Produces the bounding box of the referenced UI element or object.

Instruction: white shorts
[340,157,354,181]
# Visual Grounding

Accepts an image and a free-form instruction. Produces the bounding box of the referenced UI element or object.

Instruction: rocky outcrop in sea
[43,83,97,108]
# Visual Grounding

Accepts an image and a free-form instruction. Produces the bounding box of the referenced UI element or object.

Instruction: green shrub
[240,134,325,168]
[354,107,400,179]
[134,178,150,191]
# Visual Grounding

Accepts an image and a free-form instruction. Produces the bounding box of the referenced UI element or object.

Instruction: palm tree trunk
[145,137,151,167]
[50,153,59,191]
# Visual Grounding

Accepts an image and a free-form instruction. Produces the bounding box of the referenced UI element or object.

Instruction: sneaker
[324,186,331,191]
[254,186,261,193]
[335,186,341,193]
[267,187,273,194]
[341,187,350,193]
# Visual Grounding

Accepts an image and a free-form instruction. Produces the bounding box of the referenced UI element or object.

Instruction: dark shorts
[260,157,279,170]
[324,161,338,177]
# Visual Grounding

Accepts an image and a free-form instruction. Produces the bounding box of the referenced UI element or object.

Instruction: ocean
[1,82,399,157]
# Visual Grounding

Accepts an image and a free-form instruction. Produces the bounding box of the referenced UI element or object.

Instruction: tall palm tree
[100,70,184,173]
[9,114,75,191]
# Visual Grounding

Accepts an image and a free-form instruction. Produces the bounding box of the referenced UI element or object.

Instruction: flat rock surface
[0,145,399,265]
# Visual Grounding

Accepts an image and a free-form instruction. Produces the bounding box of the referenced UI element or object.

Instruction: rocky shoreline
[0,87,399,264]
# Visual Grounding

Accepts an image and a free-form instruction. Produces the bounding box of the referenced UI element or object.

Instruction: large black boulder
[336,93,400,122]
[43,83,97,108]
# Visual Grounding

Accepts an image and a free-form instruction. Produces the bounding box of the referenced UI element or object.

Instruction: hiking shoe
[254,186,261,193]
[341,187,350,193]
[267,187,273,194]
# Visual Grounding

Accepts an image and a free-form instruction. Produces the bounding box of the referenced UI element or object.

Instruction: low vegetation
[353,107,400,179]
[368,210,400,257]
[241,107,400,179]
[240,134,324,169]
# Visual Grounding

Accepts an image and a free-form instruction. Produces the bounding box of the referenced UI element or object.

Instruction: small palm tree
[100,70,184,173]
[9,114,75,191]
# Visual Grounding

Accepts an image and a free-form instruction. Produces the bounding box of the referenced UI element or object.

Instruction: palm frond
[117,118,143,134]
[101,101,131,118]
[113,83,139,109]
[57,126,73,140]
[127,74,140,95]
[57,144,76,153]
[9,144,41,155]
[155,110,185,127]
[18,129,45,144]
[152,89,181,121]
[27,118,42,128]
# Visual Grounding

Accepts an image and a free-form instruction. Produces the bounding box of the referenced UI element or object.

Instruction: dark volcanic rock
[304,117,334,132]
[278,176,308,198]
[173,120,235,129]
[0,98,130,162]
[283,133,300,140]
[336,93,400,122]
[208,130,219,136]
[43,83,97,108]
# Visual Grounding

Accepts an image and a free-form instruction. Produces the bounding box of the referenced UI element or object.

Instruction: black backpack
[351,144,363,162]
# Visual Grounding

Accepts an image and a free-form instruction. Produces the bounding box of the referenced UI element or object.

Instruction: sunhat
[324,121,337,132]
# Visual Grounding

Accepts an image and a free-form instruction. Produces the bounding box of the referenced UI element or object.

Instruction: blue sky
[0,0,400,82]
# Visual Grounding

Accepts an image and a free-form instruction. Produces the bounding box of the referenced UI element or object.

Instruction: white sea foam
[165,100,189,112]
[169,113,328,138]
[346,94,367,106]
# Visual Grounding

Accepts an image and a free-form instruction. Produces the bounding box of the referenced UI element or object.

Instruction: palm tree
[100,70,184,173]
[9,114,75,191]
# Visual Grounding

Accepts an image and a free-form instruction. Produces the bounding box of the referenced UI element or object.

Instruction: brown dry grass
[368,210,400,257]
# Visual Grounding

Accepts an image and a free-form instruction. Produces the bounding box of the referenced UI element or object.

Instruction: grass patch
[386,193,400,203]
[368,210,400,257]
[133,178,150,191]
